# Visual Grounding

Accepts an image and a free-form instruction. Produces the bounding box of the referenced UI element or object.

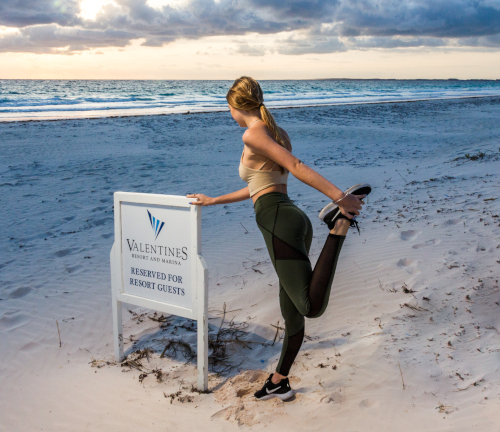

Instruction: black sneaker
[319,183,372,234]
[254,373,295,401]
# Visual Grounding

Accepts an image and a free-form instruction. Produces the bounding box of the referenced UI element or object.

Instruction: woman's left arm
[243,129,345,203]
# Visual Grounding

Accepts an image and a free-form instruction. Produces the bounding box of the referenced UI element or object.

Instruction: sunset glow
[0,0,498,79]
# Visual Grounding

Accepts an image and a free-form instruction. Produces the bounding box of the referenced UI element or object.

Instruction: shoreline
[1,93,499,123]
[1,77,499,81]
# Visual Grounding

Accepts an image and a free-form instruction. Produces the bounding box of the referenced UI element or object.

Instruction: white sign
[121,202,192,309]
[110,192,208,390]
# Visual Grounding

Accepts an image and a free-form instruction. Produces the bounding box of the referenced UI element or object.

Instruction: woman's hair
[226,76,290,174]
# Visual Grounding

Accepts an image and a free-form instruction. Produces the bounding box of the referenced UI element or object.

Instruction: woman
[187,76,371,401]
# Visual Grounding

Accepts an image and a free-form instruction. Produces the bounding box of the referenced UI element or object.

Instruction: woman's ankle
[272,372,286,384]
[329,218,350,236]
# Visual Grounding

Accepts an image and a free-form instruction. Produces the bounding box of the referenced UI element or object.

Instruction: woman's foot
[319,183,372,234]
[254,373,295,401]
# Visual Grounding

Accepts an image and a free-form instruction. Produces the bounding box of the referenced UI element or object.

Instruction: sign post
[110,192,208,390]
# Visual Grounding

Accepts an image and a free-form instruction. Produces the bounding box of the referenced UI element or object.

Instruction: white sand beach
[1,97,499,431]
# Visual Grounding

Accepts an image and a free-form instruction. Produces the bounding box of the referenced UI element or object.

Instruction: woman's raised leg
[305,229,346,318]
[270,206,348,320]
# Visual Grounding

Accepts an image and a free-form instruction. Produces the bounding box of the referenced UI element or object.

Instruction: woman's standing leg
[255,195,313,377]
[276,282,305,376]
[274,229,347,376]
[274,211,313,376]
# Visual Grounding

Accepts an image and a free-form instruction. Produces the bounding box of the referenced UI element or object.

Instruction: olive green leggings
[254,192,345,376]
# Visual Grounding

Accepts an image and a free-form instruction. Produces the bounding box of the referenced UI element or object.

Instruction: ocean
[1,79,500,121]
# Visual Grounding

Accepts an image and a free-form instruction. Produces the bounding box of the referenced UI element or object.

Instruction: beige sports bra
[239,147,289,197]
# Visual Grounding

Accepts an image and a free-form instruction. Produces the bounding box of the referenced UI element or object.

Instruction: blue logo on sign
[147,210,165,240]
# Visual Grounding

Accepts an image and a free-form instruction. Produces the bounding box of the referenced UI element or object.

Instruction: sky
[0,0,499,79]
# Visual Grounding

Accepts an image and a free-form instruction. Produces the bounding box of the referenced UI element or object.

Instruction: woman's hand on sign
[187,193,214,206]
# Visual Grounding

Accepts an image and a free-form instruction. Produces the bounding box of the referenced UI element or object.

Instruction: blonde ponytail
[227,76,290,174]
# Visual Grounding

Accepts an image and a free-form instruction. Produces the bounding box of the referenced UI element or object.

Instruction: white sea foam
[1,79,500,121]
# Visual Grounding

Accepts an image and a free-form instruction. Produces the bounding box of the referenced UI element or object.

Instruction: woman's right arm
[242,127,364,218]
[187,187,250,206]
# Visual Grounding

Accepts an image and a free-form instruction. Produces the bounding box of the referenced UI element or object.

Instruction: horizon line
[0,78,499,81]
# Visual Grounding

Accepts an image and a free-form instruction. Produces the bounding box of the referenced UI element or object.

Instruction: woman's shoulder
[278,126,290,140]
[242,121,268,143]
[278,126,292,151]
[243,122,291,151]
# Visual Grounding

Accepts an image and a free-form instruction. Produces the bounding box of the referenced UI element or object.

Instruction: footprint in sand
[8,286,34,299]
[359,399,379,409]
[400,230,422,241]
[319,395,333,404]
[65,264,83,274]
[0,312,30,331]
[236,388,253,398]
[445,218,463,226]
[412,239,441,249]
[92,206,107,213]
[397,258,420,274]
[54,248,78,258]
[324,391,343,404]
[397,258,418,268]
[20,341,41,353]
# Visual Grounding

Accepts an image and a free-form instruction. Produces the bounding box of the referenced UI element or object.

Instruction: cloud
[335,0,500,38]
[345,36,447,49]
[0,0,81,27]
[247,0,341,20]
[236,42,267,56]
[456,33,500,47]
[0,0,499,54]
[276,33,346,55]
[0,24,134,54]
